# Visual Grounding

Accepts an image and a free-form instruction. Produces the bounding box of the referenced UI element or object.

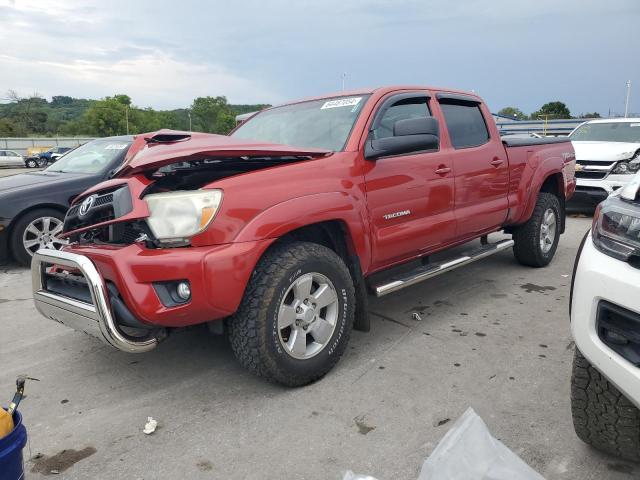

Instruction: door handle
[490,158,504,167]
[435,165,451,175]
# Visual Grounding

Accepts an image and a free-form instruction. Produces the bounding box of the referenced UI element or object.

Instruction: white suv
[570,118,640,205]
[571,173,640,460]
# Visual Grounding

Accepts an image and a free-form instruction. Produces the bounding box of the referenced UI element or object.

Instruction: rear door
[363,92,456,269]
[436,94,509,237]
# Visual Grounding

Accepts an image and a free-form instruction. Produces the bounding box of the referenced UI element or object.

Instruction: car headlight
[144,189,223,246]
[612,152,640,175]
[592,197,640,262]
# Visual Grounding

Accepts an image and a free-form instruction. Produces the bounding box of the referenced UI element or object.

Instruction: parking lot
[0,215,635,479]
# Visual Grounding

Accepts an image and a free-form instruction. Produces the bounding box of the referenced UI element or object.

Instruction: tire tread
[571,348,640,461]
[513,192,561,267]
[228,241,354,386]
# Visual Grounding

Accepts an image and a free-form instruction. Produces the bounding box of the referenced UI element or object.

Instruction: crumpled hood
[116,129,332,176]
[0,171,86,195]
[571,141,640,161]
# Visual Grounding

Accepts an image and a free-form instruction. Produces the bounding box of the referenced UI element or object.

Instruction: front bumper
[571,235,640,408]
[31,239,274,351]
[32,249,163,353]
[572,174,633,204]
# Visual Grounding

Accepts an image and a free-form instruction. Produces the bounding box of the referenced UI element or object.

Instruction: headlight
[612,152,640,175]
[145,189,223,246]
[592,197,640,262]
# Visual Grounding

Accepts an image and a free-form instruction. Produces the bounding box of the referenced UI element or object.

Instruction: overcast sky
[2,0,639,116]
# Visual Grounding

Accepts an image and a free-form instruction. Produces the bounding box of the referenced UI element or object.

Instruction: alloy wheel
[22,216,67,256]
[277,272,339,360]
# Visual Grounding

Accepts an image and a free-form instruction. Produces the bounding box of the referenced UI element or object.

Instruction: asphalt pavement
[1,216,635,479]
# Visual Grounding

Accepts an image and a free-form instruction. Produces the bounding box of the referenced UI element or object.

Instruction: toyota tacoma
[31,86,576,386]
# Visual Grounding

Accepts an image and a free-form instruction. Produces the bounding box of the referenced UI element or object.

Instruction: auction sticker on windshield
[321,97,362,109]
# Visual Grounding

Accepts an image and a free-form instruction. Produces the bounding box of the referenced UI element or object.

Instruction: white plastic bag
[418,408,544,480]
[342,472,379,480]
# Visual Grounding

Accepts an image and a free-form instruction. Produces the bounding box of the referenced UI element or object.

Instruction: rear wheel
[512,192,561,267]
[571,348,640,461]
[10,208,67,266]
[228,241,355,386]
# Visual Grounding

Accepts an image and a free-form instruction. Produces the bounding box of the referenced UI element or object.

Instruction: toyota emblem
[79,194,97,217]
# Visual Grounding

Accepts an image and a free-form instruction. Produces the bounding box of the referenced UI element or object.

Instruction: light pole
[625,80,632,118]
[125,105,129,135]
[341,72,347,91]
[188,111,192,131]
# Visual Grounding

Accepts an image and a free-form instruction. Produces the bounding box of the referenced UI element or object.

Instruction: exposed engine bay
[65,155,314,247]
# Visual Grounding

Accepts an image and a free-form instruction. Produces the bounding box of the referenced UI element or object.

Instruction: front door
[363,93,456,270]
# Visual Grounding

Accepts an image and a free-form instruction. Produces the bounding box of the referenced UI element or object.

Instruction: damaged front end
[31,130,329,352]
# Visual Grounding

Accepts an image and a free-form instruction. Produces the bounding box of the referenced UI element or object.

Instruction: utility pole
[188,111,192,131]
[625,80,632,118]
[125,105,129,135]
[341,72,347,91]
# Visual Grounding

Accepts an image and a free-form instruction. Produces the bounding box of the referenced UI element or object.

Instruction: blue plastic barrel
[0,409,27,480]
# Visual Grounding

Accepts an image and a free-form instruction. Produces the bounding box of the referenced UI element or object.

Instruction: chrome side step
[371,239,514,297]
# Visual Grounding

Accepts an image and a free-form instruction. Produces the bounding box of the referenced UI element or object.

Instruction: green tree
[190,96,235,134]
[0,118,18,136]
[580,112,601,118]
[51,95,73,106]
[531,101,572,119]
[498,107,527,120]
[83,95,132,136]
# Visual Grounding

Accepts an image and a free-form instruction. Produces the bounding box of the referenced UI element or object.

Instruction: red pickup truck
[31,86,576,386]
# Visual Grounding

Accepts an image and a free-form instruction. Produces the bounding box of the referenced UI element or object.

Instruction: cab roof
[277,85,483,107]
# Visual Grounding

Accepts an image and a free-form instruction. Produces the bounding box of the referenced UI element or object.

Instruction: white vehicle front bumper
[571,234,640,408]
[574,174,634,203]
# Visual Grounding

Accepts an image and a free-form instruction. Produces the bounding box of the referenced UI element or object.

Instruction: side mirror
[365,117,440,160]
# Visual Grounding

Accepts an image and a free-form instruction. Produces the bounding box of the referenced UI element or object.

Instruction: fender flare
[234,191,372,272]
[516,154,565,225]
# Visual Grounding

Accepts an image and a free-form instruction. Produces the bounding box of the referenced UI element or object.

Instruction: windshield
[231,95,370,151]
[46,139,131,174]
[570,122,640,143]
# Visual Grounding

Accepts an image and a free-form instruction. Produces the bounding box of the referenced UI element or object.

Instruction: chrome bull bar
[31,248,162,353]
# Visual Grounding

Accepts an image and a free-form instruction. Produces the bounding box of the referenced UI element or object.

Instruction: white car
[570,118,640,205]
[0,149,24,168]
[571,173,640,461]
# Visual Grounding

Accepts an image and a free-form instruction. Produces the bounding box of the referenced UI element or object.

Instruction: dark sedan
[0,136,133,265]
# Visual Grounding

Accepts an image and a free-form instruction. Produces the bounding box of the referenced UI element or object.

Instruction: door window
[372,97,431,140]
[439,101,489,149]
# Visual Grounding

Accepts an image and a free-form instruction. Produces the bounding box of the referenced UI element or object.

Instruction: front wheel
[571,349,640,461]
[26,159,38,168]
[512,192,561,267]
[229,241,355,386]
[10,208,68,266]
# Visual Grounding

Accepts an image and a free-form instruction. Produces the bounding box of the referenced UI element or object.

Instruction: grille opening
[576,171,607,180]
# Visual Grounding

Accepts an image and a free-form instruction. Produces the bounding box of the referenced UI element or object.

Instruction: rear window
[440,101,490,149]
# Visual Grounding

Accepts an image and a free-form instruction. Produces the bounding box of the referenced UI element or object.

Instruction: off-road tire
[9,208,65,266]
[571,348,640,461]
[228,241,355,387]
[513,192,561,267]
